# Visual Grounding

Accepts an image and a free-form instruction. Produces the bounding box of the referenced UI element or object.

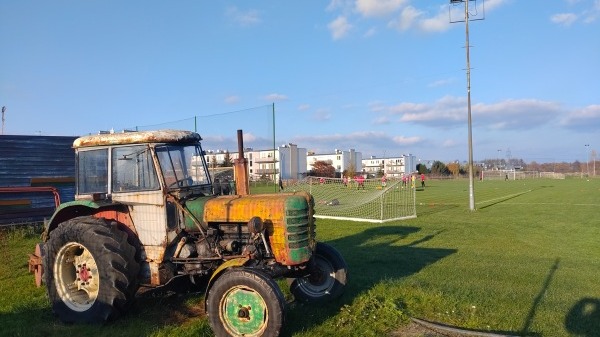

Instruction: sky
[1,0,599,164]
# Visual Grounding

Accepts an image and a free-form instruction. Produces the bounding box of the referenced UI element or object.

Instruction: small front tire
[206,268,286,337]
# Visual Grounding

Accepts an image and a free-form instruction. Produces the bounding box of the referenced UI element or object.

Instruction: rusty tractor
[29,129,347,337]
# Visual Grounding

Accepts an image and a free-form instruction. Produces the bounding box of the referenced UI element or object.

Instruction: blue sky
[1,0,599,164]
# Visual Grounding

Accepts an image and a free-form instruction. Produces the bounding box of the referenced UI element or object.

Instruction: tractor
[28,129,347,336]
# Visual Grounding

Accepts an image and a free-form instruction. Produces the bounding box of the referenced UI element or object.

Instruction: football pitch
[1,177,599,336]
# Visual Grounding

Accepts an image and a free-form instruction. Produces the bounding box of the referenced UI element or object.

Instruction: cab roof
[73,130,201,148]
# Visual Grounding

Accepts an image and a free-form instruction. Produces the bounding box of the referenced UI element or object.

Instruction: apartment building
[205,143,307,182]
[306,149,362,176]
[361,154,417,178]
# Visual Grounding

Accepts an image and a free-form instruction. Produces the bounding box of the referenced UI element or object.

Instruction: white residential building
[306,149,362,176]
[205,143,307,182]
[361,154,417,178]
[205,145,416,181]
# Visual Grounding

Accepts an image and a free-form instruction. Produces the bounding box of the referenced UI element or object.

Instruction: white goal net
[481,170,542,180]
[286,177,416,223]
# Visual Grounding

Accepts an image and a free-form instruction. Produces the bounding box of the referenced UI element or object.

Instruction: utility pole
[585,144,590,178]
[450,0,484,211]
[1,106,5,135]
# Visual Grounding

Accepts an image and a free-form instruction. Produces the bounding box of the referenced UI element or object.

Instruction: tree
[311,160,335,178]
[345,162,356,177]
[430,161,449,175]
[447,162,460,177]
[416,163,428,174]
[221,150,233,167]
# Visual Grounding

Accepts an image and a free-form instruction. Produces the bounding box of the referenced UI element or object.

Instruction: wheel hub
[221,286,268,336]
[54,242,100,312]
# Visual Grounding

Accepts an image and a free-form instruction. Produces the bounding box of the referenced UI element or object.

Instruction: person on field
[381,174,387,188]
[420,173,425,188]
[356,174,365,189]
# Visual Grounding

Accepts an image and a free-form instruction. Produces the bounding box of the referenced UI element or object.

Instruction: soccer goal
[286,177,416,223]
[482,170,541,180]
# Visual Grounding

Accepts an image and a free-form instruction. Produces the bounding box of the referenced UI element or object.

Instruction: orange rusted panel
[94,209,138,237]
[203,192,313,265]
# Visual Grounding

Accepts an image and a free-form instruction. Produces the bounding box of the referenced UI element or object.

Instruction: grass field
[1,177,599,337]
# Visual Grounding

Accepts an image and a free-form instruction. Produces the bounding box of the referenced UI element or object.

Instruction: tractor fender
[204,257,250,308]
[43,199,125,241]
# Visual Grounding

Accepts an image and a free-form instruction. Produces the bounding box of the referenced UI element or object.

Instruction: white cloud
[583,0,600,23]
[373,116,391,125]
[380,96,565,130]
[313,109,332,121]
[561,104,600,131]
[224,95,240,104]
[297,104,311,111]
[225,7,261,26]
[327,0,506,36]
[428,78,455,88]
[263,93,288,102]
[328,16,353,40]
[442,139,459,148]
[355,0,408,17]
[242,132,257,142]
[418,8,452,33]
[485,0,509,11]
[363,27,377,37]
[388,6,423,31]
[392,135,421,145]
[551,13,578,26]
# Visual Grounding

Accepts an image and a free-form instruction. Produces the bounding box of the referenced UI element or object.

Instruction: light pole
[1,106,5,135]
[497,149,502,170]
[585,144,590,178]
[450,0,484,211]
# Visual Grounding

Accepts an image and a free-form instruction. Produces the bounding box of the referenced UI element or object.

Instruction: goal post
[286,177,416,223]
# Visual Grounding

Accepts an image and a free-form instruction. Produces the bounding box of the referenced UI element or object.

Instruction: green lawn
[1,177,599,336]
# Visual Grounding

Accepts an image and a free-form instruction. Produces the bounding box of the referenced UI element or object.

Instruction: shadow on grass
[282,225,456,336]
[519,258,560,336]
[3,226,454,337]
[565,298,600,337]
[0,281,213,337]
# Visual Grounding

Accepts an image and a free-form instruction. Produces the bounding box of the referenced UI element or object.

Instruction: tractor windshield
[155,144,211,191]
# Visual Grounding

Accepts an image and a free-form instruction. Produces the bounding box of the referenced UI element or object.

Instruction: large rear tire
[288,242,348,303]
[206,268,286,337]
[43,216,139,323]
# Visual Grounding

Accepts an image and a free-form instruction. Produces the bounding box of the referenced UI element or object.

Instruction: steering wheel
[168,177,192,188]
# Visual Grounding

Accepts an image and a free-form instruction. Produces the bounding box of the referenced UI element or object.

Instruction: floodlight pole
[1,106,5,135]
[465,0,476,211]
[451,0,477,211]
[585,144,590,178]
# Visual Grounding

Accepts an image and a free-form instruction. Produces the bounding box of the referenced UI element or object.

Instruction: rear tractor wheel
[43,216,139,323]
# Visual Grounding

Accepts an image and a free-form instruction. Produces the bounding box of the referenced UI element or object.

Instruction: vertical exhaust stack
[234,129,250,195]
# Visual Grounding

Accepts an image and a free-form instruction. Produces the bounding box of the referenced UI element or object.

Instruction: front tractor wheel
[289,242,348,303]
[43,216,139,323]
[206,269,286,337]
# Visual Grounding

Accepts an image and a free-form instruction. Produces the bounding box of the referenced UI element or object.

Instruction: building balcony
[255,168,279,175]
[254,157,278,163]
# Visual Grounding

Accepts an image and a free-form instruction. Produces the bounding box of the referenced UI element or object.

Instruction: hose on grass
[411,317,520,337]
